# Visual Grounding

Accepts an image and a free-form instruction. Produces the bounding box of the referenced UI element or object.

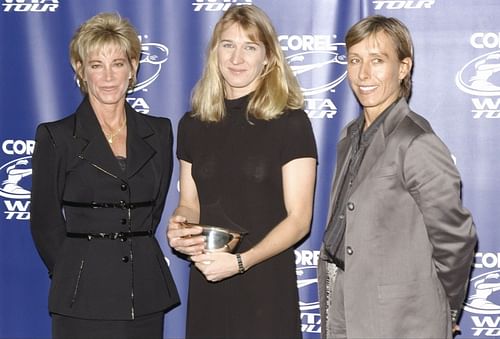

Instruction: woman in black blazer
[30,13,179,339]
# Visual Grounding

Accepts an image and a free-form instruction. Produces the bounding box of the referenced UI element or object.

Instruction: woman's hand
[167,215,205,256]
[191,251,241,282]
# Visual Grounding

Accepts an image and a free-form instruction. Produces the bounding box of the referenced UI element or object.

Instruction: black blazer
[30,97,179,320]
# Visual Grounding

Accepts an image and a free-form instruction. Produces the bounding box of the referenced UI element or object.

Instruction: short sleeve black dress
[177,94,317,339]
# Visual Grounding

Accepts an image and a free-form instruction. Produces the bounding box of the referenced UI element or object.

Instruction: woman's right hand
[167,215,205,256]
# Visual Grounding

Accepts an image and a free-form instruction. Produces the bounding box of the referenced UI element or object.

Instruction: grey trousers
[318,259,345,339]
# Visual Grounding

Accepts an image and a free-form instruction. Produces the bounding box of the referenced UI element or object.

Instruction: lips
[359,85,377,93]
[100,86,119,92]
[227,67,246,74]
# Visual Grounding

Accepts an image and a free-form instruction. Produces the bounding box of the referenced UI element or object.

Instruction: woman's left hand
[191,252,240,282]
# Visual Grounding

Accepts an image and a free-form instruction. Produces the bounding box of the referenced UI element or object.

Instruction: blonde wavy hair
[69,12,141,93]
[191,5,304,122]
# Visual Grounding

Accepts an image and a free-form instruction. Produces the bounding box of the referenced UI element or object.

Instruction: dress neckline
[225,93,251,110]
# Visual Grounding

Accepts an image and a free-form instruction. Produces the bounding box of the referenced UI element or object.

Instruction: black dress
[177,94,317,339]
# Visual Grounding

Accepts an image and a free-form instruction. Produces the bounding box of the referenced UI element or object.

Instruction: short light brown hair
[69,12,141,93]
[346,15,414,99]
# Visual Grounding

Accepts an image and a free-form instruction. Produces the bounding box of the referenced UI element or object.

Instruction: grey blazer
[319,98,477,338]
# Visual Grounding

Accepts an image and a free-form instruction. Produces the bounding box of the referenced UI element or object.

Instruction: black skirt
[52,312,164,339]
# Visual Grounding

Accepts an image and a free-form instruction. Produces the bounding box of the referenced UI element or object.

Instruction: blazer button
[120,183,128,191]
[346,246,354,255]
[121,256,129,263]
[347,202,355,211]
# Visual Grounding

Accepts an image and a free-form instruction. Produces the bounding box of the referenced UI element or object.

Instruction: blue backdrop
[0,1,498,338]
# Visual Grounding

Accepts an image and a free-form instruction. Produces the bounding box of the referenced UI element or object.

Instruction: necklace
[104,117,126,144]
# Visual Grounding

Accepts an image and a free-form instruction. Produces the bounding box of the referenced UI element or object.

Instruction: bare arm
[241,157,316,268]
[166,159,204,256]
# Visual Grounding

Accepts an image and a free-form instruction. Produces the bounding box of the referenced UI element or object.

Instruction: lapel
[124,104,156,178]
[72,97,156,180]
[327,120,357,217]
[349,97,410,194]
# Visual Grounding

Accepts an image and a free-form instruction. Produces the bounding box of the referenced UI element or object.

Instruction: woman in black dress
[167,5,317,338]
[30,13,179,339]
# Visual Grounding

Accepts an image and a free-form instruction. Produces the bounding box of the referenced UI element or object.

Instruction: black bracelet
[236,253,245,274]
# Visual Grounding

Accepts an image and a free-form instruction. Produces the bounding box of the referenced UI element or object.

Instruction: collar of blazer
[331,97,411,199]
[71,96,157,180]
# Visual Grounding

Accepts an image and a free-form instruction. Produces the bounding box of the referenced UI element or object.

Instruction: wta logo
[281,35,347,97]
[131,40,169,94]
[124,37,169,114]
[280,35,348,119]
[0,157,31,200]
[456,51,500,97]
[455,37,500,119]
[463,253,500,336]
[296,250,321,334]
[1,140,33,221]
[288,50,347,96]
[465,270,500,336]
[465,269,500,316]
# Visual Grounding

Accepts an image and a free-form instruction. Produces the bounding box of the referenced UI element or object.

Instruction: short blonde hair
[191,5,304,122]
[69,12,141,93]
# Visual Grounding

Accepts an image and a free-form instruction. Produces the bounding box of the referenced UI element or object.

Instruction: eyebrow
[219,39,260,45]
[348,51,390,58]
[87,57,127,63]
[369,52,389,57]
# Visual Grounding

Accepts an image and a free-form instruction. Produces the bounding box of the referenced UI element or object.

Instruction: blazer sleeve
[151,118,173,227]
[30,123,67,276]
[403,132,477,319]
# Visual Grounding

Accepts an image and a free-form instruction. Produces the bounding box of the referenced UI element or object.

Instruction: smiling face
[217,23,268,99]
[347,31,411,119]
[79,43,137,110]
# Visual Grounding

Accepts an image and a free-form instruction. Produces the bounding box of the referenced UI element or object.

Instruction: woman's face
[79,43,136,110]
[217,23,268,99]
[347,31,411,118]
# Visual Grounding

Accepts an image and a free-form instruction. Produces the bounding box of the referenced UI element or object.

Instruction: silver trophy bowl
[183,222,245,253]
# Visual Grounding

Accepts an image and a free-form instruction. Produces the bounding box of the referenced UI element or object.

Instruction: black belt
[66,230,153,241]
[62,200,155,209]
